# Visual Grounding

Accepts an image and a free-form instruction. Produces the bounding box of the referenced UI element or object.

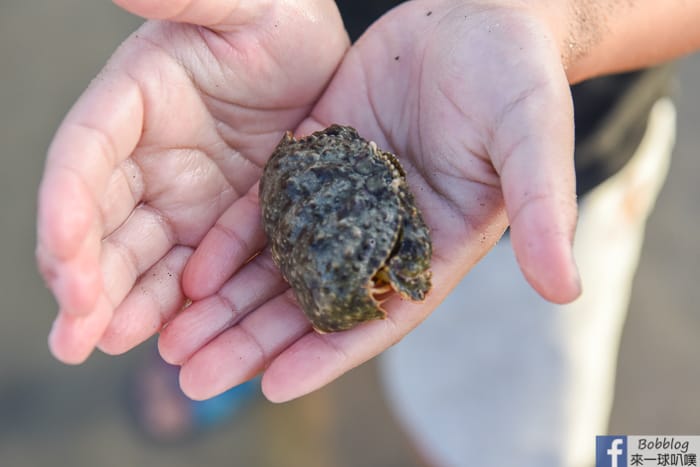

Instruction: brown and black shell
[259,125,432,332]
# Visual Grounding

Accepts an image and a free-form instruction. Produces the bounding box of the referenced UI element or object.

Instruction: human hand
[157,0,583,402]
[36,0,348,364]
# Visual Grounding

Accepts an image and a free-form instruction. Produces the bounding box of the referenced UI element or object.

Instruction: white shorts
[379,98,677,467]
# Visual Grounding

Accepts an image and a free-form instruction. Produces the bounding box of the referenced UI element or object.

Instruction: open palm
[153,1,582,402]
[37,0,348,364]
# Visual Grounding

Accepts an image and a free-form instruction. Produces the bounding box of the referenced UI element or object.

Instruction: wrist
[528,0,700,83]
[462,0,588,82]
[516,0,602,83]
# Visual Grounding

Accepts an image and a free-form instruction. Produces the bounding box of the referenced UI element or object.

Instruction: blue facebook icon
[596,436,627,467]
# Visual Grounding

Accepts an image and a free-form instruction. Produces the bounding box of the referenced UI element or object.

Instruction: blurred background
[1,1,698,466]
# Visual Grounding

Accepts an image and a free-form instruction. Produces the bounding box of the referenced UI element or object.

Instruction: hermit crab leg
[370,282,395,305]
[371,284,393,295]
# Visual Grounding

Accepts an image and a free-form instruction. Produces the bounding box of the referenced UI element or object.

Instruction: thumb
[112,0,273,30]
[492,69,582,304]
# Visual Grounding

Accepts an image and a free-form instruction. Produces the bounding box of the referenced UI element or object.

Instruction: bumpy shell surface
[259,125,432,332]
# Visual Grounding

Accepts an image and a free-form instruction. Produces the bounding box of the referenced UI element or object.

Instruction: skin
[37,0,700,402]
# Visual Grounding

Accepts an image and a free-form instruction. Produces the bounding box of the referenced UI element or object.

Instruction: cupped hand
[158,0,582,402]
[36,0,349,364]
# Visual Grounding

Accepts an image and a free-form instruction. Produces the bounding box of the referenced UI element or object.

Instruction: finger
[160,250,288,364]
[48,204,177,362]
[182,183,266,301]
[98,246,192,355]
[36,219,102,316]
[48,296,113,364]
[491,80,581,303]
[100,204,177,310]
[39,68,143,260]
[178,290,310,400]
[37,67,144,314]
[99,158,145,238]
[112,0,272,30]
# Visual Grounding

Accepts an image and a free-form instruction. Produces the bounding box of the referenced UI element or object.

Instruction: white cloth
[379,98,677,467]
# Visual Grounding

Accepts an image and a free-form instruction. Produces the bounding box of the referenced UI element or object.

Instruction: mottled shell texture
[260,125,432,333]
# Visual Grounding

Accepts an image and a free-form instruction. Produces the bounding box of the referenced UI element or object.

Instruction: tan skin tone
[37,0,700,402]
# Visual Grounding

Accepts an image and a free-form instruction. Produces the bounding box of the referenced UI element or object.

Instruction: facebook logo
[596,436,627,467]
